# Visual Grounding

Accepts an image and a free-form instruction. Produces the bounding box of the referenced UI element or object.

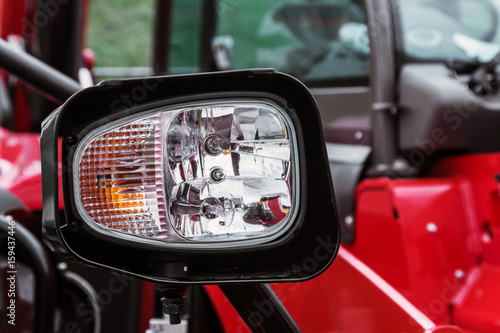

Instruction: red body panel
[0,0,26,39]
[429,154,500,332]
[344,176,480,324]
[206,247,463,332]
[0,127,64,210]
[139,281,156,333]
[452,265,500,333]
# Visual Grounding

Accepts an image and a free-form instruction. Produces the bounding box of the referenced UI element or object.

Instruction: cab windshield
[169,0,500,87]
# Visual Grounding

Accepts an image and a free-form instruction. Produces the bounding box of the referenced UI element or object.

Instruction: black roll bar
[0,39,81,102]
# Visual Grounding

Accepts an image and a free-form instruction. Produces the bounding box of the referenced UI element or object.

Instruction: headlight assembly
[41,69,340,284]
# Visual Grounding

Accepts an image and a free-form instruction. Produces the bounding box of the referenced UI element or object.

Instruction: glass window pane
[216,0,370,87]
[169,0,202,74]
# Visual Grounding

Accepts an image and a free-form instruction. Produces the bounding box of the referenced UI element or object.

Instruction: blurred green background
[86,0,285,69]
[87,0,204,68]
[87,0,155,67]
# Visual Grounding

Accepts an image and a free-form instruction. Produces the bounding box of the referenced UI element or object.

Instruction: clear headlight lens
[74,100,298,245]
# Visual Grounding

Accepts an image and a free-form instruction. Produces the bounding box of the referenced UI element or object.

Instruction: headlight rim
[71,97,301,250]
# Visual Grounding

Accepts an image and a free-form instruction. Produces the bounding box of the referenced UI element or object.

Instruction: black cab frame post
[151,0,173,75]
[200,0,218,71]
[365,0,399,176]
[34,0,83,81]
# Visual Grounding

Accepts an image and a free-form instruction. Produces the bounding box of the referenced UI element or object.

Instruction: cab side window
[169,0,202,74]
[169,0,370,88]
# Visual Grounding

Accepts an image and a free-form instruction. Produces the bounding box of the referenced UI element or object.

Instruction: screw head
[69,221,82,231]
[57,262,68,270]
[454,269,465,279]
[65,135,77,145]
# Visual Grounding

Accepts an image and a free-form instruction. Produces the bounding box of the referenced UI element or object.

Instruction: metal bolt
[354,131,363,141]
[167,314,181,325]
[157,286,189,326]
[393,158,409,170]
[345,215,354,225]
[426,222,437,233]
[162,298,185,325]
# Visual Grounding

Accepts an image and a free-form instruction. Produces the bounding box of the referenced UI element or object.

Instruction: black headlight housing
[41,69,340,284]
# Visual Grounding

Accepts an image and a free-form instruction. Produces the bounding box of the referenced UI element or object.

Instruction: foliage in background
[86,0,281,70]
[87,0,154,67]
[87,0,201,68]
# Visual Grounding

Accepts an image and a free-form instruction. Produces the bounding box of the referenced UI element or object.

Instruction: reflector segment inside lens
[76,101,296,244]
[166,106,293,240]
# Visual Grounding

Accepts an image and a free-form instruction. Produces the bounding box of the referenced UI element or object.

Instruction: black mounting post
[220,283,302,333]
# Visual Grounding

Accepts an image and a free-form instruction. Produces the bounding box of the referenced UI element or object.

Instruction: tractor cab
[169,0,500,170]
[168,1,500,331]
